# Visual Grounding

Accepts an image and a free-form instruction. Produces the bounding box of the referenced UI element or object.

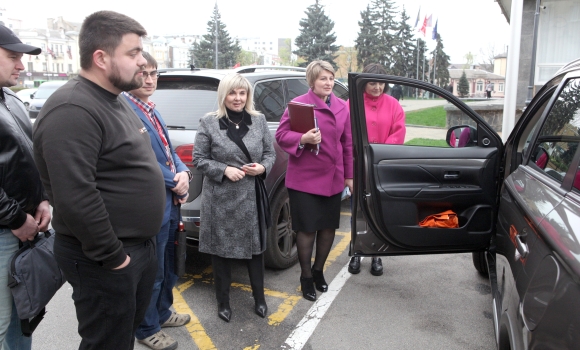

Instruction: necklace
[228,117,244,129]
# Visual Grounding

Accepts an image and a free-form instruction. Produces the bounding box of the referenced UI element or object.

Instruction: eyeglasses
[142,70,159,80]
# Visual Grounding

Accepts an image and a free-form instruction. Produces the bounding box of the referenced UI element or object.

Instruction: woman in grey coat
[193,73,276,322]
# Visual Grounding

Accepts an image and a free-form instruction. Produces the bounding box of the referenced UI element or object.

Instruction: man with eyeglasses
[123,51,191,350]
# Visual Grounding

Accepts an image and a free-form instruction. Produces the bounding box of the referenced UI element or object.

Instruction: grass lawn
[404,138,449,147]
[405,106,446,127]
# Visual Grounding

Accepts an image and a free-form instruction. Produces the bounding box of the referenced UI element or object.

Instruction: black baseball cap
[0,25,41,55]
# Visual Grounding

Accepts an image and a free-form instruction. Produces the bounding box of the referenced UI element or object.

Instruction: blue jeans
[135,204,180,340]
[0,229,32,350]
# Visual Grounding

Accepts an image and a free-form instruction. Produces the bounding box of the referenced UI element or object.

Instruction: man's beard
[109,60,143,92]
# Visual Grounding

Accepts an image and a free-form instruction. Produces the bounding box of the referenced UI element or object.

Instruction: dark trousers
[54,238,157,350]
[211,254,264,303]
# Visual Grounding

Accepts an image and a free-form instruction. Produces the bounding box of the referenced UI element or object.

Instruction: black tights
[296,229,335,278]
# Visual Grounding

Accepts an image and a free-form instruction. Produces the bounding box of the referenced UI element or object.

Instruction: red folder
[287,101,319,154]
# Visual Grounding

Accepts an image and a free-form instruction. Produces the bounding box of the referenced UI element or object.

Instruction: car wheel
[472,251,489,276]
[264,186,298,269]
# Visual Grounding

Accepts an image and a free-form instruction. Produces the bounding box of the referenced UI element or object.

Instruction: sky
[5,0,510,63]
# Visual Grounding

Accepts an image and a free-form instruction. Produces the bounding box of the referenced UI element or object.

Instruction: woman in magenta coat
[347,63,406,276]
[275,60,353,301]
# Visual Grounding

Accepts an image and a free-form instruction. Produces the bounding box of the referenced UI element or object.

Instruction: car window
[332,82,349,101]
[254,80,285,122]
[286,78,309,101]
[529,78,580,183]
[35,84,64,99]
[154,78,219,130]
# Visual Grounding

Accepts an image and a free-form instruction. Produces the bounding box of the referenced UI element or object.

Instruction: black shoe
[254,299,268,318]
[311,268,328,292]
[370,257,383,276]
[348,256,361,274]
[300,277,316,301]
[218,302,231,322]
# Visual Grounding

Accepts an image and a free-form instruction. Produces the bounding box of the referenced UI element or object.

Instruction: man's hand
[12,214,39,242]
[112,255,131,270]
[34,200,52,231]
[170,171,190,196]
[173,193,189,205]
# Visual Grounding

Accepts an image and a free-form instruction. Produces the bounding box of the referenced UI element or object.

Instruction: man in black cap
[0,24,49,350]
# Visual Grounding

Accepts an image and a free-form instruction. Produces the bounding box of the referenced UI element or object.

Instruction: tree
[192,4,241,69]
[369,0,399,72]
[355,5,378,70]
[391,6,416,78]
[463,51,475,69]
[431,34,451,87]
[458,71,470,98]
[411,38,429,81]
[334,46,358,79]
[479,44,499,72]
[278,38,296,66]
[237,50,257,66]
[293,0,339,68]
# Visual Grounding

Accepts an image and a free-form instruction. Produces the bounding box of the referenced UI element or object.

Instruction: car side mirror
[446,125,477,148]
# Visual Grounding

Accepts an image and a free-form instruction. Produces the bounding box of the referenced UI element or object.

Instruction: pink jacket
[356,92,406,144]
[275,90,353,197]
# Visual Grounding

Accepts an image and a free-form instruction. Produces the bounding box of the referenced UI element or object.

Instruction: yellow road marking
[173,282,217,350]
[173,228,352,348]
[340,211,352,216]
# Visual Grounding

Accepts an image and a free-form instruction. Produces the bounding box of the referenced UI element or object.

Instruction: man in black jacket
[33,11,165,350]
[0,25,50,349]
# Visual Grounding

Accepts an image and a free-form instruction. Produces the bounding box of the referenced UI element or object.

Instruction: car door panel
[348,74,502,256]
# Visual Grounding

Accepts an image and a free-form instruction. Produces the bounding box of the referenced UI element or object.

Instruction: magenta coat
[275,89,353,197]
[347,92,406,144]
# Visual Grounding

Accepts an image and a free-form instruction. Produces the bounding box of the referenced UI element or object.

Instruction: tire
[472,251,489,276]
[264,186,298,269]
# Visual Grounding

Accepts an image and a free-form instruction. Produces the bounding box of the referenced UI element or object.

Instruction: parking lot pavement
[33,201,494,349]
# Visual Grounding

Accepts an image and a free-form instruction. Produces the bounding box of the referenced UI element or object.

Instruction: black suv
[152,66,348,269]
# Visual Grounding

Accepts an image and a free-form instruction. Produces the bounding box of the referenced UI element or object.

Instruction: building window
[476,81,483,92]
[68,64,72,73]
[42,62,47,71]
[27,62,33,72]
[498,83,504,92]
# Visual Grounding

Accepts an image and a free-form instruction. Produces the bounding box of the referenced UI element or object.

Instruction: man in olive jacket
[32,12,165,349]
[0,25,50,349]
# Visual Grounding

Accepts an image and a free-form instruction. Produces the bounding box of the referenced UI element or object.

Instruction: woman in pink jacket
[275,60,353,301]
[347,63,406,276]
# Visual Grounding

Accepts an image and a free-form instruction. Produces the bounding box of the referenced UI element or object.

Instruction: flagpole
[416,38,419,98]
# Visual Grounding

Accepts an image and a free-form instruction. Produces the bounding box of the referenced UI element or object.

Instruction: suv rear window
[154,78,219,130]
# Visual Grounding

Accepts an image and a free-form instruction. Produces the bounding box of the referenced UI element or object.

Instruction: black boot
[218,302,231,322]
[370,257,383,276]
[311,268,328,292]
[300,277,316,301]
[348,256,361,274]
[254,298,268,318]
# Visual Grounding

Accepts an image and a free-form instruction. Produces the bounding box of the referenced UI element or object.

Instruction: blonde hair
[306,60,335,88]
[209,73,261,118]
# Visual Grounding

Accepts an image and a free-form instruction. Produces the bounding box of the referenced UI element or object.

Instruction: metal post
[525,0,542,105]
[416,38,420,99]
[214,2,218,69]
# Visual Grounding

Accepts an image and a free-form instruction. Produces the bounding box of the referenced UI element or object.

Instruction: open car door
[348,74,503,256]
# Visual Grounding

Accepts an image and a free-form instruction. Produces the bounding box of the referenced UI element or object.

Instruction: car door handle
[516,234,529,259]
[444,171,460,180]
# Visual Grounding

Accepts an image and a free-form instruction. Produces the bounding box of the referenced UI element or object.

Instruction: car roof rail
[158,65,206,73]
[234,65,306,73]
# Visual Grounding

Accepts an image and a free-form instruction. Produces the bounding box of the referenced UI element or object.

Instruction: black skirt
[288,189,342,232]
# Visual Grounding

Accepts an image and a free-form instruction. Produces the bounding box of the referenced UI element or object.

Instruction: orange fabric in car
[419,210,459,228]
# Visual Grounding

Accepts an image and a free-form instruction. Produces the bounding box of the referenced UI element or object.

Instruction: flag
[419,16,428,36]
[67,45,72,59]
[414,6,421,28]
[233,62,241,68]
[47,48,55,59]
[426,14,433,27]
[432,19,438,40]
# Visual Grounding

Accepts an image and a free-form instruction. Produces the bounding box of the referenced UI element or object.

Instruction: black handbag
[8,229,66,336]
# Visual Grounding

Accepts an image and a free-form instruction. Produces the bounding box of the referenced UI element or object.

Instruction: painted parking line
[282,257,364,350]
[173,215,352,349]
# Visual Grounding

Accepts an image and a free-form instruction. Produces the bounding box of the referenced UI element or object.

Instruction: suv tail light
[175,144,194,167]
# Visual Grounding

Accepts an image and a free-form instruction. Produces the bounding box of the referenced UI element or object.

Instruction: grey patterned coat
[193,113,276,259]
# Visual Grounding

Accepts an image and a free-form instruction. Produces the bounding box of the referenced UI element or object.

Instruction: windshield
[154,78,219,130]
[35,85,64,99]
